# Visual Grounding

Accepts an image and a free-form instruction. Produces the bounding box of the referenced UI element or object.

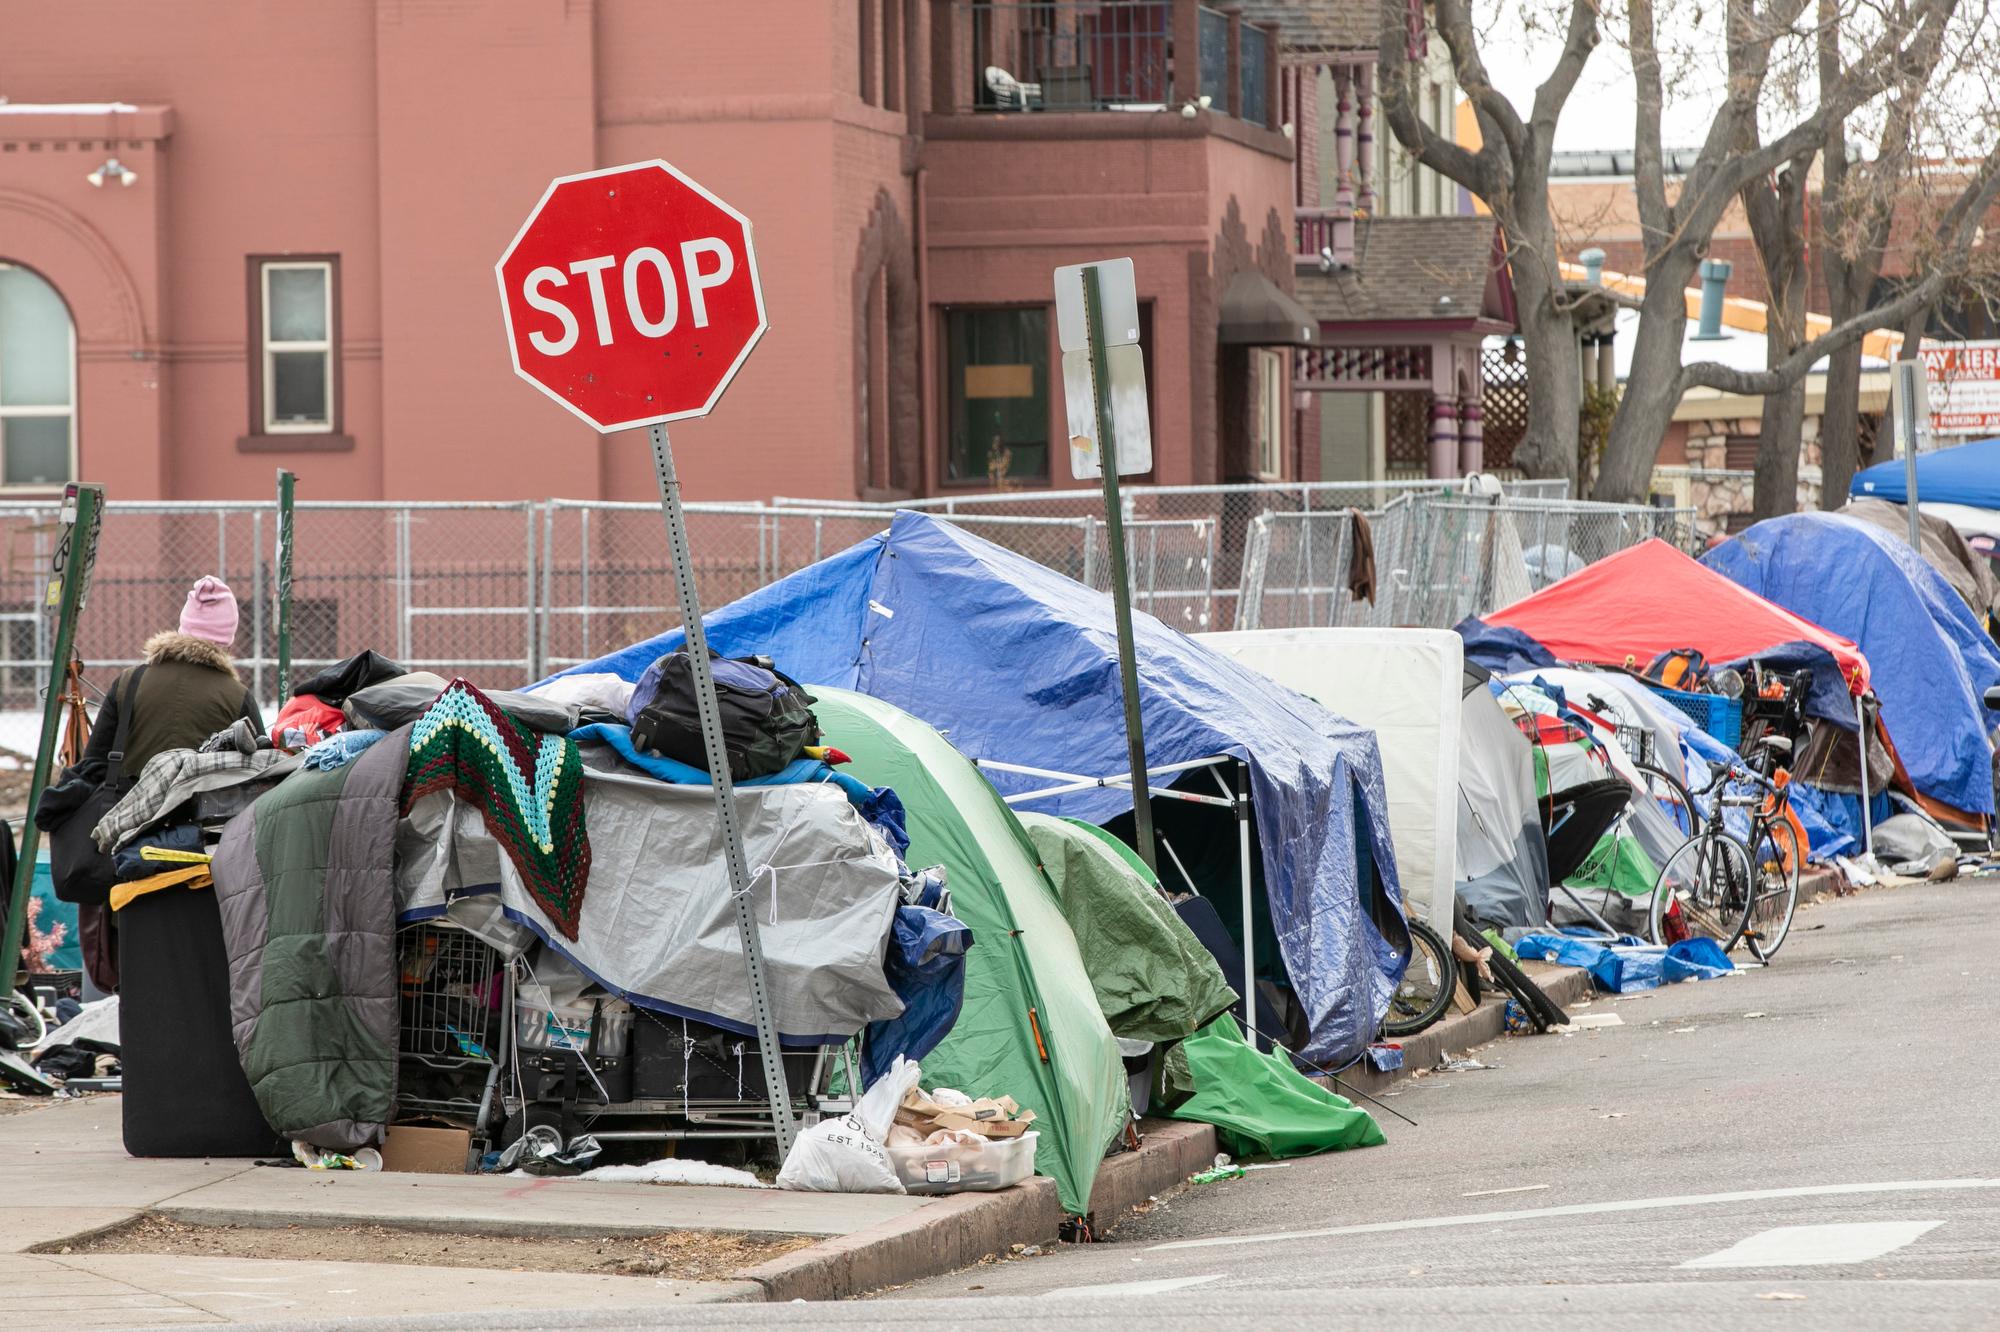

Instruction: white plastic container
[886,1130,1038,1195]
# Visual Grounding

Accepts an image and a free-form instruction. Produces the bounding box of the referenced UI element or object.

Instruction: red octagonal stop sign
[496,160,767,432]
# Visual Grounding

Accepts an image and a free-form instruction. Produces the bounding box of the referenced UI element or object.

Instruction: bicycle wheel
[1632,760,1698,838]
[1648,831,1753,951]
[4,990,47,1049]
[1382,919,1456,1037]
[1743,813,1801,961]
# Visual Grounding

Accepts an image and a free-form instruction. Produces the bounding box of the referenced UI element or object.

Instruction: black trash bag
[290,651,407,705]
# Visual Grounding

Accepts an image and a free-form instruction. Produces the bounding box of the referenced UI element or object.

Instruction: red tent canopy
[1487,539,1871,693]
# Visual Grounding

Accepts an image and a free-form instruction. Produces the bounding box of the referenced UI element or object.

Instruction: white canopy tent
[1200,628,1462,931]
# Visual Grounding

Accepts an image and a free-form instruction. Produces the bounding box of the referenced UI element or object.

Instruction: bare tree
[1380,0,1993,500]
[1377,0,1602,482]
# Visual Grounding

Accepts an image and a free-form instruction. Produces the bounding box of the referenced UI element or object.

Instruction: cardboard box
[380,1125,472,1174]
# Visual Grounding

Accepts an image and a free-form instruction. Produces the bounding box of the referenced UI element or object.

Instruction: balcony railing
[966,0,1174,112]
[1295,207,1355,265]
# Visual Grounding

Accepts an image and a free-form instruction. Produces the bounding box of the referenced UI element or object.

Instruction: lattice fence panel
[1480,345,1529,471]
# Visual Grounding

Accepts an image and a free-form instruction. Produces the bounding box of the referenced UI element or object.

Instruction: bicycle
[1647,735,1802,961]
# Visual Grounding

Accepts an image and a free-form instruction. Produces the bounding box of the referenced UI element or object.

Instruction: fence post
[537,502,557,680]
[275,470,295,699]
[524,503,539,684]
[5,485,101,988]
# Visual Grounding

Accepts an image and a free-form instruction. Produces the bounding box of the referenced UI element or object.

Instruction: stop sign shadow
[495,159,768,433]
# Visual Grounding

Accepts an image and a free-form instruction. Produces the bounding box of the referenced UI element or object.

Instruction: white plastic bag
[855,1055,923,1141]
[776,1114,905,1193]
[775,1056,923,1194]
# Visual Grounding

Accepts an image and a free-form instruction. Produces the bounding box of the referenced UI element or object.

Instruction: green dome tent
[813,689,1128,1216]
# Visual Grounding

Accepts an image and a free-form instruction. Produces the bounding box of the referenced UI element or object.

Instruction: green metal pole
[276,469,296,700]
[5,485,102,988]
[1084,265,1157,872]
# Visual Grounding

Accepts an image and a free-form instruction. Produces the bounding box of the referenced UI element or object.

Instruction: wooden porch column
[1354,62,1375,213]
[1428,394,1460,479]
[1459,401,1484,475]
[1330,64,1356,267]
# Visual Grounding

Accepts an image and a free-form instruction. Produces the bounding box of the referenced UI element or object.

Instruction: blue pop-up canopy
[1851,436,2000,510]
[1704,513,2000,818]
[543,510,1410,1065]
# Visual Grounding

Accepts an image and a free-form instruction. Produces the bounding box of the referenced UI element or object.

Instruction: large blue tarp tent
[1704,513,2000,819]
[1851,436,2000,509]
[544,510,1410,1065]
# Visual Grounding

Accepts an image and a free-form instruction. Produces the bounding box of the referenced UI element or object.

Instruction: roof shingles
[1298,216,1508,324]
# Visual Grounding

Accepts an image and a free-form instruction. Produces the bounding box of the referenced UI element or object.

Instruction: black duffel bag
[35,665,144,906]
[628,647,818,782]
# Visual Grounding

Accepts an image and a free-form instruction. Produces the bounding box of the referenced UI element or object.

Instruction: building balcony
[939,0,1277,126]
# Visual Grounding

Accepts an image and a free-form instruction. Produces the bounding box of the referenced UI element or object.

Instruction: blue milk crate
[1643,682,1743,749]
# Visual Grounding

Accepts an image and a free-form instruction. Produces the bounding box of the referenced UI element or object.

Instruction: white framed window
[1253,347,1285,479]
[259,259,334,433]
[0,262,77,488]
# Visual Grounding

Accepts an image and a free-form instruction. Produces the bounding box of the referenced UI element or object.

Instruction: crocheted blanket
[405,679,590,939]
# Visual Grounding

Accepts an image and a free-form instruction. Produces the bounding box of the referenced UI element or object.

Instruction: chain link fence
[1237,495,1701,632]
[0,478,1605,714]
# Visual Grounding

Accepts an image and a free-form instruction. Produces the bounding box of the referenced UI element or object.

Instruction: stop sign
[495,160,767,432]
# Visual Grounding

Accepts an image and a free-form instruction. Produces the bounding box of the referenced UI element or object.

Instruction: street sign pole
[1082,264,1156,872]
[647,423,798,1156]
[1893,359,1924,550]
[275,469,296,700]
[4,484,102,987]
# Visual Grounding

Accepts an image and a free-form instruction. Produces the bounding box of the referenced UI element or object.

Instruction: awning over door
[1218,270,1319,347]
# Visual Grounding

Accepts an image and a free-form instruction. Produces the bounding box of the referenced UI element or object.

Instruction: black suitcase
[521,1047,631,1106]
[118,886,283,1157]
[629,1009,820,1102]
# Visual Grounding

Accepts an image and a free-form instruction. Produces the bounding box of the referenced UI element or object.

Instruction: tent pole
[1236,760,1255,1049]
[1856,692,1874,860]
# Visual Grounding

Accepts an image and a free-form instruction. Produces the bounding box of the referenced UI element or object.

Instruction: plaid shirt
[93,748,291,852]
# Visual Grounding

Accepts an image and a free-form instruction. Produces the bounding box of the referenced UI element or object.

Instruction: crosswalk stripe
[1040,1274,1225,1298]
[1682,1221,1944,1269]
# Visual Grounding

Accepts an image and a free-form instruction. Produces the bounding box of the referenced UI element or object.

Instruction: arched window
[0,263,75,487]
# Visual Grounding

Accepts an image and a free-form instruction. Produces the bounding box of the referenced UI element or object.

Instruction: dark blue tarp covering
[1852,436,2000,509]
[1455,617,1557,675]
[542,510,1409,1066]
[1703,513,2000,815]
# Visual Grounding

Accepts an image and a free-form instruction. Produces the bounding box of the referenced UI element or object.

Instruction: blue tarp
[542,510,1410,1067]
[1514,933,1735,992]
[1456,617,1558,675]
[1852,436,2000,509]
[1703,513,2000,816]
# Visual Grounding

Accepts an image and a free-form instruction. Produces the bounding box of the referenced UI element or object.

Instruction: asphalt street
[207,875,2000,1331]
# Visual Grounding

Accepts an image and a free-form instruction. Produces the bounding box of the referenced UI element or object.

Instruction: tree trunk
[1817,344,1865,508]
[1593,257,1698,501]
[1751,380,1808,520]
[1507,256,1582,485]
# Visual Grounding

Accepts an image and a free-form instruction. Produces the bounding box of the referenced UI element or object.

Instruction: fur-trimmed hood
[144,630,240,680]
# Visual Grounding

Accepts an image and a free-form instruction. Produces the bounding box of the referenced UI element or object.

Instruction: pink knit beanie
[179,575,239,647]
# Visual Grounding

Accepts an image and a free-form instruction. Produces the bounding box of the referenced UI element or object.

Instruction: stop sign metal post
[497,160,797,1154]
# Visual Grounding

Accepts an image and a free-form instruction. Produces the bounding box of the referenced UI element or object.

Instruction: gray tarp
[396,745,907,1043]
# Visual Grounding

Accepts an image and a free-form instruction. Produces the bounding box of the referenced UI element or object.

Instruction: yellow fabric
[140,846,212,865]
[109,865,214,912]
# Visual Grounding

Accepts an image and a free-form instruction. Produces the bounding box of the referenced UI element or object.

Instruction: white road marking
[1463,1184,1551,1198]
[1041,1274,1225,1299]
[1149,1178,2000,1252]
[1683,1221,1943,1269]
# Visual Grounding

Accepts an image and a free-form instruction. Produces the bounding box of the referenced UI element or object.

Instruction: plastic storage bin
[886,1131,1038,1195]
[1642,683,1744,749]
[514,988,631,1058]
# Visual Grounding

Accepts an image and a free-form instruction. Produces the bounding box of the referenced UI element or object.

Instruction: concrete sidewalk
[0,1096,922,1326]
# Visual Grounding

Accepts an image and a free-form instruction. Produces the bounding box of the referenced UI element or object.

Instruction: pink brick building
[0,0,1414,504]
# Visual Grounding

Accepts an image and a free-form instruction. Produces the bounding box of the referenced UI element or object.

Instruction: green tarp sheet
[814,689,1128,1215]
[1020,813,1236,1044]
[1165,1015,1385,1159]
